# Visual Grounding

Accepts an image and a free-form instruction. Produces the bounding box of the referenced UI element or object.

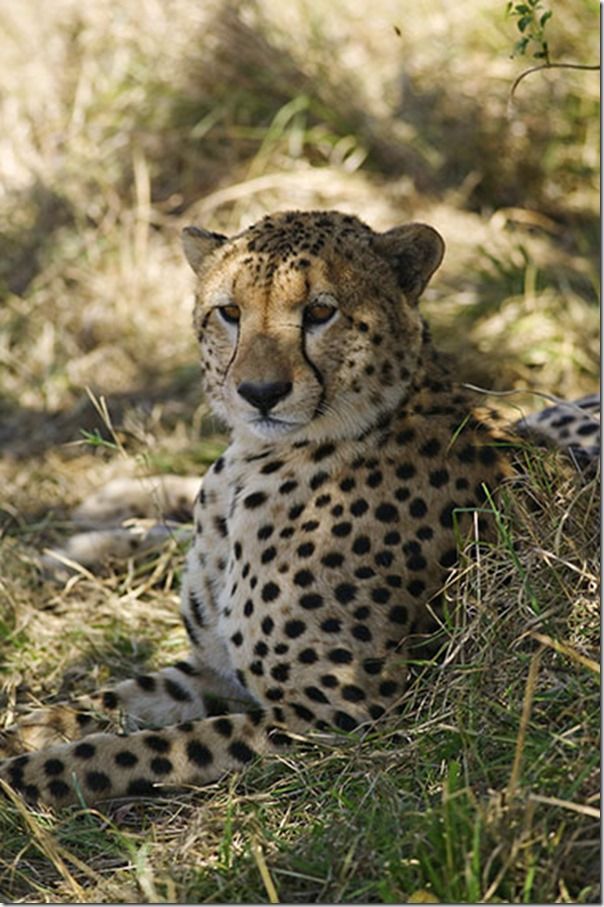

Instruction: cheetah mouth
[248,416,303,438]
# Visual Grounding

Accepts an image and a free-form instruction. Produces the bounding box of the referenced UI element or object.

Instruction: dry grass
[0,0,599,902]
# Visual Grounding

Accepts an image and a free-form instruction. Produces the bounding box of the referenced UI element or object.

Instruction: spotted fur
[0,210,591,807]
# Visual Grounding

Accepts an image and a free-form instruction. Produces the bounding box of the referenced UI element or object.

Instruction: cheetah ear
[181,226,228,272]
[373,223,445,302]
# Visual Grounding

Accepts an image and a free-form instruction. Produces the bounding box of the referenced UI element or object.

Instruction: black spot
[334,711,358,732]
[352,535,371,555]
[455,476,469,490]
[577,422,599,436]
[407,579,426,597]
[322,551,344,568]
[374,549,394,567]
[231,630,244,646]
[353,606,370,619]
[315,494,332,508]
[314,442,336,461]
[419,438,441,457]
[302,519,320,532]
[261,459,285,474]
[340,477,356,492]
[416,526,434,541]
[294,569,314,587]
[332,521,352,537]
[271,664,290,682]
[369,704,386,720]
[429,468,449,488]
[174,660,197,676]
[266,687,284,701]
[395,429,415,446]
[291,702,315,722]
[254,641,269,657]
[342,685,365,702]
[165,678,193,702]
[479,445,497,465]
[375,502,398,523]
[48,779,70,799]
[366,471,383,488]
[187,740,213,767]
[229,740,256,764]
[371,586,391,603]
[395,487,410,502]
[297,542,315,558]
[388,605,408,624]
[244,599,254,617]
[362,658,383,675]
[330,504,344,517]
[300,593,324,610]
[86,771,111,792]
[262,616,275,635]
[261,546,277,564]
[350,498,369,516]
[261,581,280,602]
[43,758,64,776]
[299,648,319,664]
[214,456,225,473]
[321,674,339,688]
[249,660,264,676]
[115,750,138,767]
[396,462,416,480]
[150,757,173,775]
[352,624,372,641]
[244,492,268,509]
[144,735,171,753]
[379,680,398,697]
[289,503,305,520]
[457,444,476,464]
[321,618,342,633]
[407,554,427,571]
[440,503,457,528]
[334,583,357,604]
[310,471,329,490]
[102,690,118,709]
[214,516,228,537]
[279,480,299,494]
[409,498,427,518]
[127,778,156,796]
[386,574,402,588]
[74,742,96,759]
[285,620,306,638]
[329,648,353,664]
[257,524,274,541]
[305,686,329,703]
[439,548,458,568]
[384,530,401,545]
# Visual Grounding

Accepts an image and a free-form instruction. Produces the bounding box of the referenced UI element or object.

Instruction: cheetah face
[182,211,444,443]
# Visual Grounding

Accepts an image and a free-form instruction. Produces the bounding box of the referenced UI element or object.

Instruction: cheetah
[0,210,598,807]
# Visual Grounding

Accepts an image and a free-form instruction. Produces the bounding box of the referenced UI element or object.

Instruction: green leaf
[540,10,553,26]
[518,15,532,32]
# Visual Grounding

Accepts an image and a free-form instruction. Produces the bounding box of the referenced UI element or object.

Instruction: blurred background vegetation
[0,0,599,475]
[0,0,599,902]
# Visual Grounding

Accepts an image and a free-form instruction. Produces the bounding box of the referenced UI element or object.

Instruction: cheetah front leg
[0,711,292,806]
[0,659,253,759]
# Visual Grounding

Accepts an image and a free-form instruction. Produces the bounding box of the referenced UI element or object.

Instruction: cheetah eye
[217,304,241,325]
[303,301,337,328]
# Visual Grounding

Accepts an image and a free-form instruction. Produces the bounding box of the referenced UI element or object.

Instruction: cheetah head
[182,210,444,443]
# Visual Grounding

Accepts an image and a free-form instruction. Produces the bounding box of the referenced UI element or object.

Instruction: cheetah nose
[237,380,293,413]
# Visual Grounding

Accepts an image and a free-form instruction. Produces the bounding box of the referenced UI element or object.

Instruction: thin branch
[510,61,600,101]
